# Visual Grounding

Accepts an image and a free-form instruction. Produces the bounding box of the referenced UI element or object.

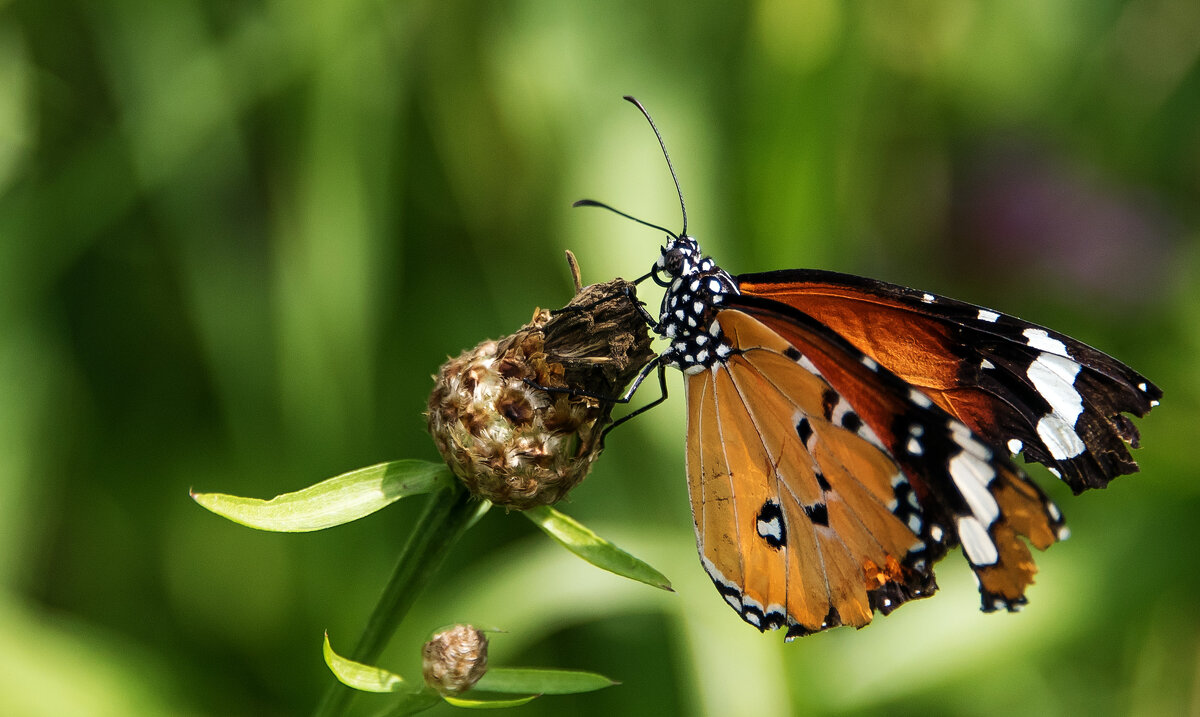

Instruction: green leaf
[522,506,672,591]
[322,632,406,693]
[378,691,442,717]
[474,668,617,695]
[441,694,540,709]
[191,460,453,532]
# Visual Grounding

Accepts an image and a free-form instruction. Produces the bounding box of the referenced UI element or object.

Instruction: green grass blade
[441,694,539,709]
[473,668,617,695]
[191,460,453,532]
[322,632,406,693]
[522,506,672,591]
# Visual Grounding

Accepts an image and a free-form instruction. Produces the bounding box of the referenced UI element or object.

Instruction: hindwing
[685,298,1066,636]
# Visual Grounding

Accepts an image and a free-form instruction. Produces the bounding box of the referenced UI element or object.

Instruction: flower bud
[426,278,654,509]
[421,624,488,694]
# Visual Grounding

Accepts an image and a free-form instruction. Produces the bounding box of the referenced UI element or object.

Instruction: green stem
[313,479,479,717]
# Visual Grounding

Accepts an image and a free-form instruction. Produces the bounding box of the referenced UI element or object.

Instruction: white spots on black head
[957,515,999,566]
[707,277,723,294]
[1007,438,1024,454]
[977,309,1001,322]
[921,293,936,304]
[756,500,786,549]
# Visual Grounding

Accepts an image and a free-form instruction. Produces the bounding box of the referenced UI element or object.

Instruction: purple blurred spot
[953,141,1173,304]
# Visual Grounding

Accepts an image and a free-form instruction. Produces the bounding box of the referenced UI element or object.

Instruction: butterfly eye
[663,247,686,276]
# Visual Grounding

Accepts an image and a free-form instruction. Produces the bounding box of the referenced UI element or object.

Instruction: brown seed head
[426,278,654,509]
[421,624,488,694]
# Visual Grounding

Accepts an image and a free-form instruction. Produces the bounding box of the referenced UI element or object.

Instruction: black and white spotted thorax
[653,236,739,374]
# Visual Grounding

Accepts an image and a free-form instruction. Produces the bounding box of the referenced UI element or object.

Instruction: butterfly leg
[600,360,668,442]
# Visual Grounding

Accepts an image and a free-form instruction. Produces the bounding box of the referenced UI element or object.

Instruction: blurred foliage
[0,0,1196,715]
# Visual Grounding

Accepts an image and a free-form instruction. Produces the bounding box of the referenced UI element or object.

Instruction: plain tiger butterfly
[587,97,1161,640]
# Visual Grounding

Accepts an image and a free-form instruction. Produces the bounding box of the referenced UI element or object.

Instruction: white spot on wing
[1023,328,1070,357]
[1037,414,1087,460]
[921,293,935,303]
[957,516,999,565]
[1027,352,1086,459]
[1028,353,1084,423]
[756,516,783,542]
[861,356,878,371]
[909,389,933,408]
[977,309,1000,322]
[949,421,992,461]
[1007,438,1024,454]
[949,453,1000,525]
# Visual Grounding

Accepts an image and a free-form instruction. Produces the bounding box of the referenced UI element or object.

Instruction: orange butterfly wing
[686,300,1065,637]
[737,269,1160,493]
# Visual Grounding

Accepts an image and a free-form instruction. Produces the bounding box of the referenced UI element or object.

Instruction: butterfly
[585,97,1161,640]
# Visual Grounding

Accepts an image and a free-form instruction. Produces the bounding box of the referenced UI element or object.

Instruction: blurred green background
[1,0,1196,715]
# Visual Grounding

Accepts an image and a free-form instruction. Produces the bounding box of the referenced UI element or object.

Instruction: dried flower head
[421,624,488,694]
[427,276,654,509]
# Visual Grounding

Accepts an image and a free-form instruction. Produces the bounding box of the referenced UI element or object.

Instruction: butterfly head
[653,235,703,284]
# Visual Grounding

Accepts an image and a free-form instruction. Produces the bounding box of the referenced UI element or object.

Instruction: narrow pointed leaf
[441,694,540,709]
[323,633,406,693]
[523,506,672,591]
[474,668,617,695]
[191,460,453,532]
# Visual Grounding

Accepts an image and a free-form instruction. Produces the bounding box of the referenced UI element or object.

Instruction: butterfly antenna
[623,95,688,237]
[572,199,679,240]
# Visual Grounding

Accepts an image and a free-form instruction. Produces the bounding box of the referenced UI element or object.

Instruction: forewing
[738,269,1160,493]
